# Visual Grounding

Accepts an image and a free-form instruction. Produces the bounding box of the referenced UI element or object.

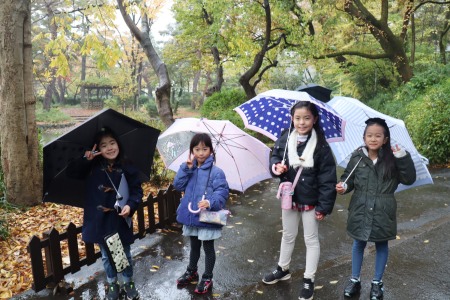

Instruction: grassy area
[35,106,73,124]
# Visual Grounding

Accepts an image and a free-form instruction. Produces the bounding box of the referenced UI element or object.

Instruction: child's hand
[391,144,407,158]
[198,199,210,209]
[119,204,131,218]
[186,153,194,169]
[275,163,288,174]
[315,211,325,221]
[84,144,101,161]
[336,182,347,195]
[392,144,401,153]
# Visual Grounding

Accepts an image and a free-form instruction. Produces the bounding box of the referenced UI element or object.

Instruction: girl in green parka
[336,118,416,300]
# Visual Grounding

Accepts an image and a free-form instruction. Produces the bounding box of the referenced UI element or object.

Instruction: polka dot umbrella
[234,89,346,142]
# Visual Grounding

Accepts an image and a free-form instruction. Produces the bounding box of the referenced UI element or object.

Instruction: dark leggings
[187,236,216,279]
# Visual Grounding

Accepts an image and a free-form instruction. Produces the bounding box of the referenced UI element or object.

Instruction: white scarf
[288,128,317,169]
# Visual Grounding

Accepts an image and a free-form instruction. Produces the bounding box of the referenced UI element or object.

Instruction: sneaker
[194,278,212,294]
[299,278,314,300]
[106,282,120,300]
[344,278,361,297]
[123,281,139,300]
[176,269,199,286]
[262,266,291,284]
[370,281,384,300]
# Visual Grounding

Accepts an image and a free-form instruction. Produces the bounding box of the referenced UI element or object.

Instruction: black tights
[187,236,216,279]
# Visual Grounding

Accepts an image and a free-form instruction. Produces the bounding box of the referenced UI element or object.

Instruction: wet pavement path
[14,168,450,299]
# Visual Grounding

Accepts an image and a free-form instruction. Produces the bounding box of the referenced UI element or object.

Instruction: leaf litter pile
[0,182,160,298]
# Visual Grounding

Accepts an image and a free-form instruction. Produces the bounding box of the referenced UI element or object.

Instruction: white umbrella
[328,96,433,192]
[157,118,272,192]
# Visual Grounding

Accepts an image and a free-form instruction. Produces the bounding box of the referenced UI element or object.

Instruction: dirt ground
[60,106,200,122]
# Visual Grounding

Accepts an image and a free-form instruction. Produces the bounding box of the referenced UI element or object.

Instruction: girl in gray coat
[336,118,416,300]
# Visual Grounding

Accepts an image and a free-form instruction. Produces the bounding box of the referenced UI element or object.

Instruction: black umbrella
[295,83,332,102]
[43,108,161,207]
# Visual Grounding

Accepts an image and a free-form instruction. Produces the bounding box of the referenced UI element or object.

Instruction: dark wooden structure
[27,185,181,292]
[78,84,115,109]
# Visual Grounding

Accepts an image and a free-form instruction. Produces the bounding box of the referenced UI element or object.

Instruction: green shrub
[200,89,273,143]
[35,107,72,124]
[149,153,174,188]
[122,109,166,132]
[174,92,192,107]
[143,97,159,118]
[405,79,450,165]
[200,89,246,125]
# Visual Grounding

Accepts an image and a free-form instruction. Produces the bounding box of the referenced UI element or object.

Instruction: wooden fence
[27,185,181,292]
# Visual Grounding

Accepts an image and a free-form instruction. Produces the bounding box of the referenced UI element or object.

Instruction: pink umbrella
[157,118,272,192]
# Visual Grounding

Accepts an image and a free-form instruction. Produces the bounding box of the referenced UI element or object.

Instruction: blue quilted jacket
[173,156,229,229]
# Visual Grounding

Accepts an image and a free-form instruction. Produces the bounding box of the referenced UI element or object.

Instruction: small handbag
[276,166,303,209]
[103,231,130,273]
[199,208,230,225]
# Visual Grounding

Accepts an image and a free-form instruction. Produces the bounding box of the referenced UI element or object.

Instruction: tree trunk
[43,1,58,111]
[205,46,224,97]
[343,0,414,83]
[43,77,55,110]
[56,77,65,104]
[137,61,143,108]
[410,11,415,65]
[439,8,450,65]
[117,0,174,127]
[80,15,88,105]
[192,69,201,109]
[80,54,86,104]
[0,0,41,206]
[202,72,212,106]
[239,0,280,99]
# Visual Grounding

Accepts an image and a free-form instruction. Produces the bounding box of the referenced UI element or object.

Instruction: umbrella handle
[188,202,202,214]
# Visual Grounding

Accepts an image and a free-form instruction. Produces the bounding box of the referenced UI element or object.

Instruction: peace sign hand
[391,144,401,153]
[84,144,101,161]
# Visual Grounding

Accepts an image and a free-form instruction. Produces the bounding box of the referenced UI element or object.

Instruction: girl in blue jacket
[67,127,142,300]
[173,133,229,294]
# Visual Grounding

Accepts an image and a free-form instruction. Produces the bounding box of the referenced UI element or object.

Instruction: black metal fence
[27,185,181,292]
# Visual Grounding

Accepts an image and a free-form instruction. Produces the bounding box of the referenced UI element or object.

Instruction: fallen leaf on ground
[329,280,339,284]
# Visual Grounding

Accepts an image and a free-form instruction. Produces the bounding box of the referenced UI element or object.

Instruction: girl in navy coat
[173,133,229,294]
[67,127,142,300]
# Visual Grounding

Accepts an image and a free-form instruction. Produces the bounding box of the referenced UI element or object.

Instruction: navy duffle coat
[67,157,143,245]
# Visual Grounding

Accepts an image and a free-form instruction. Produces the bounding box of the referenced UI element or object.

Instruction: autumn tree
[0,0,41,206]
[309,0,448,83]
[117,0,174,126]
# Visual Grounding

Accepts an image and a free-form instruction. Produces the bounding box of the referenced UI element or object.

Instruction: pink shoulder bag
[276,166,303,210]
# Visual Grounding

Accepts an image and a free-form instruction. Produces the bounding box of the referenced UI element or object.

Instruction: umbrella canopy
[328,96,433,192]
[234,89,346,142]
[43,108,161,207]
[296,83,333,102]
[157,118,272,192]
